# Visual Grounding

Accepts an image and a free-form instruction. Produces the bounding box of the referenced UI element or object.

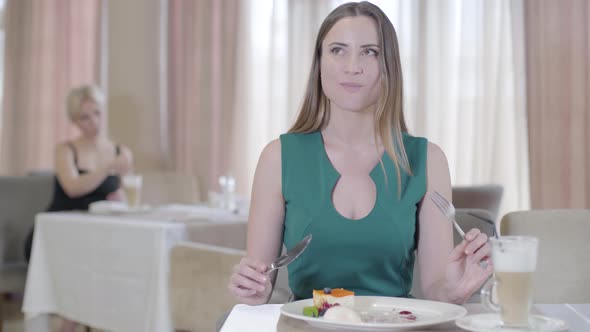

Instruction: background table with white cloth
[22,207,247,332]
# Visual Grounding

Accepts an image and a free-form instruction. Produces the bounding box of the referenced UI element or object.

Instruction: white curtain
[233,0,530,216]
[231,0,336,194]
[384,0,530,216]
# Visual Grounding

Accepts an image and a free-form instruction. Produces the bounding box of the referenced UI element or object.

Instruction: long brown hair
[289,1,412,189]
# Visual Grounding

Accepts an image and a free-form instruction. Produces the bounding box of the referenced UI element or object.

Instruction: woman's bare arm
[229,139,285,305]
[55,143,131,198]
[417,142,455,302]
[417,142,492,303]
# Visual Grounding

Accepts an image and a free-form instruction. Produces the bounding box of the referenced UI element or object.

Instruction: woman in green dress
[229,1,492,305]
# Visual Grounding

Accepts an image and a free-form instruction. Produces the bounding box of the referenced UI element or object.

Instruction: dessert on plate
[303,287,355,318]
[323,305,362,323]
[313,287,355,307]
[301,287,418,323]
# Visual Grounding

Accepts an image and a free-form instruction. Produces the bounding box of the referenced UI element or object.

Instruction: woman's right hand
[107,154,132,175]
[228,257,273,305]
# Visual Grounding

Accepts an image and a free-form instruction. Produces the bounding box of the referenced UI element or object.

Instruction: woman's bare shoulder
[55,140,74,155]
[259,139,282,167]
[252,139,283,194]
[425,141,451,192]
[426,141,448,167]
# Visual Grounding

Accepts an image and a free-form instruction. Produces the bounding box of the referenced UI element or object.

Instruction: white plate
[456,313,568,332]
[89,201,152,214]
[118,205,152,214]
[281,296,467,331]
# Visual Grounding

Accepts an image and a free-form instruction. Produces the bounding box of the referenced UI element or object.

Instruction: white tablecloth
[22,209,246,332]
[221,303,590,332]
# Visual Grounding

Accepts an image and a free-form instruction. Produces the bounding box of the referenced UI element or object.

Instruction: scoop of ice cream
[323,306,362,323]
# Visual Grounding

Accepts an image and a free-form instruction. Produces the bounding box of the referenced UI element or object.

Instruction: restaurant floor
[2,297,106,332]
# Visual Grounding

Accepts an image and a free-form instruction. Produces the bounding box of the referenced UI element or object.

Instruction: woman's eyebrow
[328,42,348,47]
[327,42,380,48]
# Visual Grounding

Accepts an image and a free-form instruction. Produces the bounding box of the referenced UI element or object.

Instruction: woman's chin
[81,131,101,139]
[329,99,377,113]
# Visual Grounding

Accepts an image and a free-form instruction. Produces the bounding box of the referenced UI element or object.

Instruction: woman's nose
[344,55,363,75]
[91,115,100,127]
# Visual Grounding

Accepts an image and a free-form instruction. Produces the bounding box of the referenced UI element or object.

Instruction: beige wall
[106,0,167,172]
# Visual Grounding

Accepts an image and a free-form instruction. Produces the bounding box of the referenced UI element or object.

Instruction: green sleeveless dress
[280,131,427,299]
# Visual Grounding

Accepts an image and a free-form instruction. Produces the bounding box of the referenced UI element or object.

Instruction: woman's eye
[330,47,344,55]
[362,49,379,56]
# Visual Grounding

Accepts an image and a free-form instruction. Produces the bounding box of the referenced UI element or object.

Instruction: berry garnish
[399,310,412,315]
[318,302,338,316]
[323,287,332,294]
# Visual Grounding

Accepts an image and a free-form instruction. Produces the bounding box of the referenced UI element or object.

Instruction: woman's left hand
[445,228,493,303]
[106,189,126,202]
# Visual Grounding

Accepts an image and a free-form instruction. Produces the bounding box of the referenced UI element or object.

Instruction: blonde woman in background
[229,1,492,306]
[24,84,133,332]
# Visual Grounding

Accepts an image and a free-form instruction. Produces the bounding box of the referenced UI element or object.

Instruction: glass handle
[481,278,500,312]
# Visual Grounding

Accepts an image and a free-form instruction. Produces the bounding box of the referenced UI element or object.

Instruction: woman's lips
[340,82,363,92]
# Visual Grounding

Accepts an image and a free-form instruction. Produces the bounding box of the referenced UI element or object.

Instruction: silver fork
[430,191,495,267]
[429,191,466,238]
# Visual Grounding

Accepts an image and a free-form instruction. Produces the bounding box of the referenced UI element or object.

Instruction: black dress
[24,142,121,261]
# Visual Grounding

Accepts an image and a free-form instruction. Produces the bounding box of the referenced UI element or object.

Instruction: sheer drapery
[230,0,336,194]
[0,0,103,174]
[0,0,6,131]
[168,0,239,196]
[386,0,530,215]
[232,0,529,215]
[524,0,590,208]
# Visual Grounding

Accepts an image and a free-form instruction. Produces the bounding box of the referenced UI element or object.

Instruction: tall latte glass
[481,236,538,328]
[122,174,143,208]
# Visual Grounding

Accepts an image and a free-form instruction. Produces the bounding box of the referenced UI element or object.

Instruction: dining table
[21,205,248,332]
[221,302,590,332]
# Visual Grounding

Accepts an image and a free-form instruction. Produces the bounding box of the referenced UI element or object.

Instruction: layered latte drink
[122,174,143,208]
[482,236,538,328]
